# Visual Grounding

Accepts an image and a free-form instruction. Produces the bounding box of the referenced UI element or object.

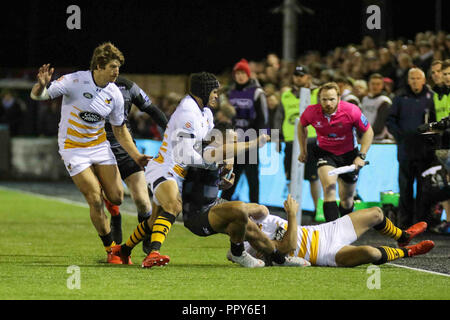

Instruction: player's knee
[134,197,151,213]
[163,199,182,215]
[371,207,384,224]
[107,190,123,206]
[365,246,382,262]
[258,205,269,217]
[232,202,249,224]
[85,193,104,210]
[323,182,336,195]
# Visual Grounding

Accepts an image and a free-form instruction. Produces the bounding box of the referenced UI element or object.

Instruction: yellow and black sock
[149,212,176,251]
[123,219,152,251]
[373,246,409,265]
[99,232,115,253]
[373,216,408,242]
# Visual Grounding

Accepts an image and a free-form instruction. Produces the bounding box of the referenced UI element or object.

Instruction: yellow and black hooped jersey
[47,70,125,151]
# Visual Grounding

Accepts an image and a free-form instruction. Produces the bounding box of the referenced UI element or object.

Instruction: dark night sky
[2,0,449,74]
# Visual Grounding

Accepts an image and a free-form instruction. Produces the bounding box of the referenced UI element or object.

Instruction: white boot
[273,256,311,267]
[227,250,265,268]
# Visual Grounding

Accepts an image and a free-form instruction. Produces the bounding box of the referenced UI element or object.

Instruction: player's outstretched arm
[276,195,299,255]
[297,122,308,163]
[112,124,151,167]
[205,134,270,164]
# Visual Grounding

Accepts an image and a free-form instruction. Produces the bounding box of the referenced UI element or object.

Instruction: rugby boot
[398,221,427,247]
[405,240,435,257]
[141,251,170,268]
[111,244,133,265]
[107,251,123,265]
[227,250,265,268]
[272,256,311,267]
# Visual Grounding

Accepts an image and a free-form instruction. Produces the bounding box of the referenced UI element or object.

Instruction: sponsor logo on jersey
[79,111,103,123]
[139,89,150,103]
[105,98,112,104]
[83,92,93,99]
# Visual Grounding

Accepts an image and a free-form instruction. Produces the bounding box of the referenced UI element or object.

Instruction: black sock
[230,241,244,256]
[323,201,339,222]
[99,232,113,247]
[111,214,121,225]
[270,249,286,264]
[121,244,132,256]
[138,211,151,223]
[338,203,354,217]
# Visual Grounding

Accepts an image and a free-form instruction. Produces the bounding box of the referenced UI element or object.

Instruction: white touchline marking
[387,263,450,277]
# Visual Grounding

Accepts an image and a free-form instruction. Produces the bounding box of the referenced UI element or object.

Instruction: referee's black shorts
[314,146,359,184]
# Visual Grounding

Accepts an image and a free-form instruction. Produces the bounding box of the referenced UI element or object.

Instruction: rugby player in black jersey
[103,76,168,253]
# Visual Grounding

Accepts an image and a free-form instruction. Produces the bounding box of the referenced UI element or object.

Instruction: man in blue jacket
[386,68,436,228]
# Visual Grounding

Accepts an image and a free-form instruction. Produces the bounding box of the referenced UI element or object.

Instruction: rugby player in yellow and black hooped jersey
[30,42,150,264]
[103,76,168,253]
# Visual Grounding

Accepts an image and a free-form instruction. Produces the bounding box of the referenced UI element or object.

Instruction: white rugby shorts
[145,160,184,206]
[59,143,117,177]
[315,215,358,266]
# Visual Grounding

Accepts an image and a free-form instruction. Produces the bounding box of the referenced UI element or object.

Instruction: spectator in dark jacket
[221,58,269,204]
[0,89,26,136]
[386,67,436,228]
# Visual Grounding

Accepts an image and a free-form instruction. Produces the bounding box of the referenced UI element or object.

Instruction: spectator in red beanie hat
[233,59,251,78]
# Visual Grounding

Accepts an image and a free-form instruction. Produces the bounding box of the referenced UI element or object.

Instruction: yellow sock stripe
[125,237,137,248]
[137,223,146,237]
[153,218,173,230]
[125,222,148,248]
[380,219,402,240]
[310,230,319,265]
[105,241,116,253]
[381,246,405,261]
[150,217,174,244]
[130,232,140,244]
[298,228,308,258]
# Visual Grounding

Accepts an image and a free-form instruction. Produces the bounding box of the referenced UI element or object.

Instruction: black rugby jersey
[105,76,167,146]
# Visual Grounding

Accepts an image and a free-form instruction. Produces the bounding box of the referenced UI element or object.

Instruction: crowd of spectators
[1,30,449,140]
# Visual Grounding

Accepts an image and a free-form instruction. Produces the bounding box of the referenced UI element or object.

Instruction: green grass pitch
[0,188,449,300]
